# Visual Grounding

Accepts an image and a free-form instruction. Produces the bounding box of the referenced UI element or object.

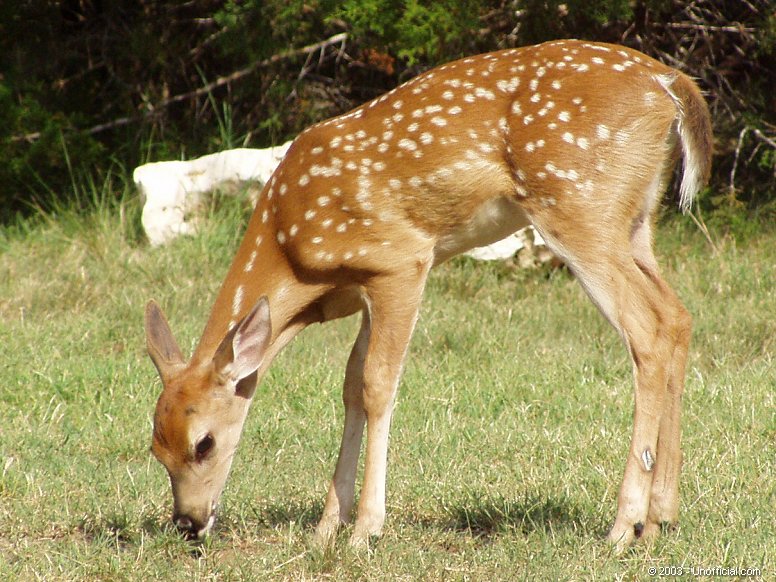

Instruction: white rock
[464,228,546,261]
[134,143,292,246]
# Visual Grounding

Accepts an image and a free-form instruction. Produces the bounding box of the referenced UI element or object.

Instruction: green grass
[0,190,773,581]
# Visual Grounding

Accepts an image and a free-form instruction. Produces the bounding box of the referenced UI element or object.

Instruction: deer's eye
[194,434,214,462]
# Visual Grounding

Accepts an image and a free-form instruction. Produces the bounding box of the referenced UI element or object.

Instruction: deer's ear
[214,297,272,384]
[145,300,185,383]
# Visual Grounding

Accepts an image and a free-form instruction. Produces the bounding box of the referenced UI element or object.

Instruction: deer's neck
[191,204,326,364]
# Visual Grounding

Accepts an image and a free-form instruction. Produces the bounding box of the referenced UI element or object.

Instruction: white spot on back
[398,138,418,151]
[496,78,519,93]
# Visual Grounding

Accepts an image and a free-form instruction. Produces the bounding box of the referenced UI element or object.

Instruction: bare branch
[688,209,720,256]
[11,33,349,144]
[752,128,776,150]
[665,22,756,34]
[148,33,348,113]
[729,127,750,198]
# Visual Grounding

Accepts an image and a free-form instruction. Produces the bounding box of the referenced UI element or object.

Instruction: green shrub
[2,1,773,223]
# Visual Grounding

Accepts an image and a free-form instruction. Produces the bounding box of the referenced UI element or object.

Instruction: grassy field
[0,191,773,581]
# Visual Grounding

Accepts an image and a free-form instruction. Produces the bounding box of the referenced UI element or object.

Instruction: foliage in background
[1,0,774,223]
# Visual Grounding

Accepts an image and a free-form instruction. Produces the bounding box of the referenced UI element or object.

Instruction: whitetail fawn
[145,39,712,551]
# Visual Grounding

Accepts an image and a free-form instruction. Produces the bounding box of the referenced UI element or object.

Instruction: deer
[144,39,712,552]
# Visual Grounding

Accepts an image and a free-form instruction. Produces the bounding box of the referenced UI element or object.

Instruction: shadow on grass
[231,491,596,541]
[425,492,595,541]
[80,493,596,551]
[215,493,595,543]
[218,496,325,532]
[76,498,325,552]
[78,510,206,554]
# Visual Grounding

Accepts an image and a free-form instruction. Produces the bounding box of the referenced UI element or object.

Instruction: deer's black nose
[173,513,205,540]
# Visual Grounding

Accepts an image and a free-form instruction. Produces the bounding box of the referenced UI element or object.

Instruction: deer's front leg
[315,309,370,545]
[349,266,430,548]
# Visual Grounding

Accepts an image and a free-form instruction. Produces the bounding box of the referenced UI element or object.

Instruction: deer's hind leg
[629,219,691,540]
[528,205,687,551]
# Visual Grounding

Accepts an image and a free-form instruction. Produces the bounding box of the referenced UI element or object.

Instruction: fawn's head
[145,298,271,540]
